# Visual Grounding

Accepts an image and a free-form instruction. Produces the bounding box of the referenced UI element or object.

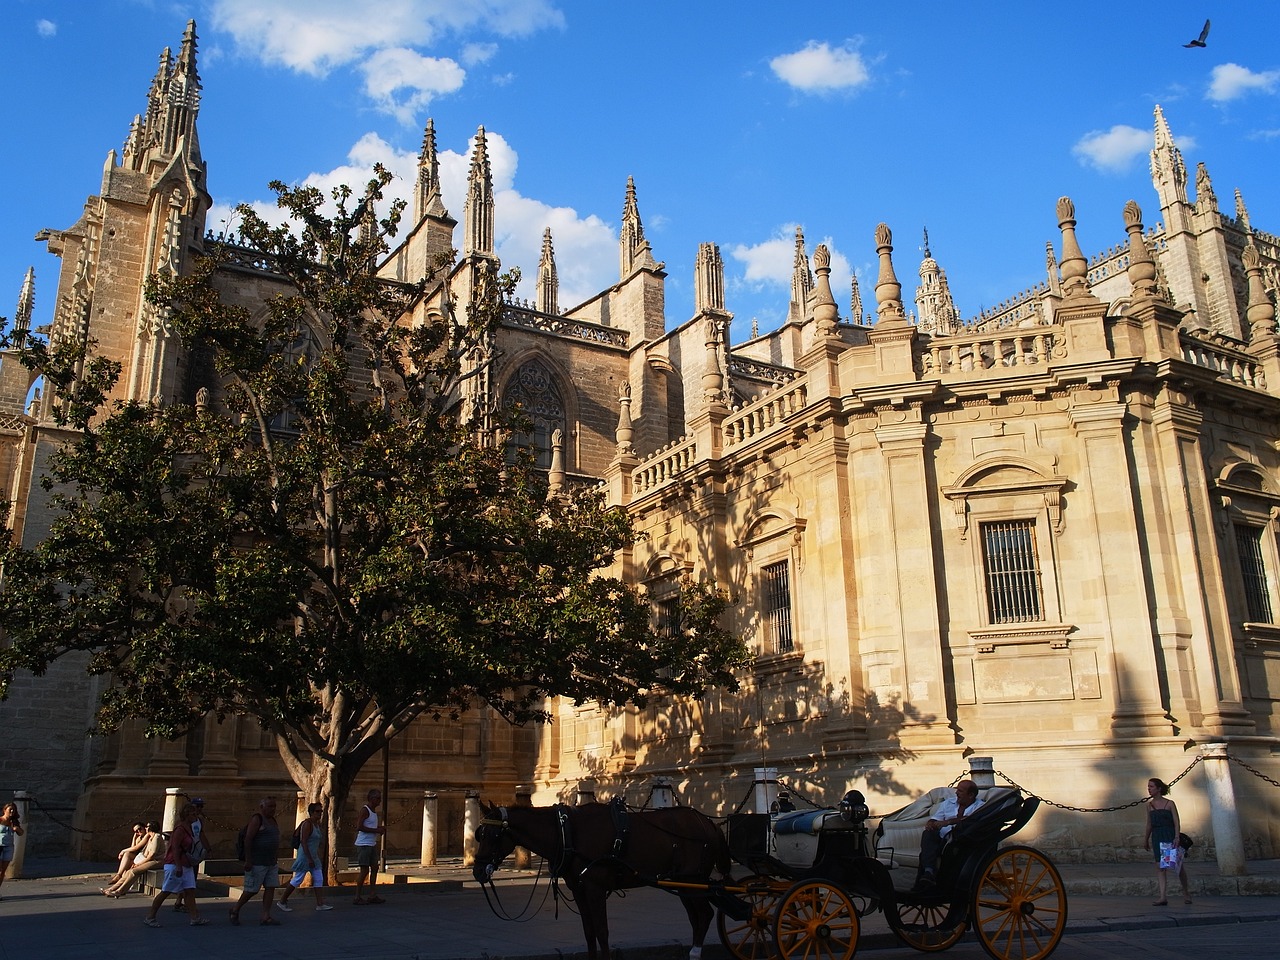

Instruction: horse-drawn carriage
[473,783,1067,960]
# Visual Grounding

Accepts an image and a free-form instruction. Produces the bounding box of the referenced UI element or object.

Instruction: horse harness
[480,798,636,883]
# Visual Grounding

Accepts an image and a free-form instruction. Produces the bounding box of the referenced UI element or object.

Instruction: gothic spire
[915,228,959,334]
[788,226,812,323]
[463,126,495,257]
[12,267,34,344]
[850,273,863,324]
[694,242,726,314]
[1235,188,1252,232]
[1150,104,1188,208]
[619,176,654,277]
[414,119,448,221]
[537,228,559,315]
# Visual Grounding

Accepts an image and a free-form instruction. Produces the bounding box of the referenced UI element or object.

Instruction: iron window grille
[1235,524,1274,623]
[981,519,1044,624]
[762,559,794,653]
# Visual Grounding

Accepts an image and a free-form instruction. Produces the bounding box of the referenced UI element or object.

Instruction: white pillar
[753,767,779,815]
[295,791,308,834]
[420,792,438,866]
[968,757,995,789]
[513,785,532,869]
[651,776,675,809]
[463,791,481,867]
[162,787,181,833]
[576,780,597,805]
[9,790,30,879]
[1199,743,1247,876]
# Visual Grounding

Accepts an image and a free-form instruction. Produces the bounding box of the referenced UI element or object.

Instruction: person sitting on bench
[913,779,983,891]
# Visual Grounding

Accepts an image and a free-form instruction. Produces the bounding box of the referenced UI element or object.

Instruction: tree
[0,167,747,866]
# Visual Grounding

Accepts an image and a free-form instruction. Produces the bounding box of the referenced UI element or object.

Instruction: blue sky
[3,1,1278,344]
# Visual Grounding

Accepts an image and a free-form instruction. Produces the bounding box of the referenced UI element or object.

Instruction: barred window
[981,520,1043,624]
[1235,524,1274,623]
[654,594,681,639]
[762,560,794,653]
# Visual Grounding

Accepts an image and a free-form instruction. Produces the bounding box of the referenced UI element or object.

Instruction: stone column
[420,792,437,867]
[162,787,182,832]
[512,785,533,869]
[650,777,675,809]
[9,790,30,879]
[576,780,597,805]
[1199,743,1246,875]
[753,767,779,815]
[968,757,995,790]
[462,791,481,867]
[294,792,308,835]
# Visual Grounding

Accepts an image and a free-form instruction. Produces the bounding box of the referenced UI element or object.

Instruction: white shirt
[934,795,984,839]
[355,804,379,847]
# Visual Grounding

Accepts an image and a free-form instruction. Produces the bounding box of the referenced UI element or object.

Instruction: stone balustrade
[631,436,696,495]
[921,325,1061,376]
[1181,334,1266,389]
[723,377,810,451]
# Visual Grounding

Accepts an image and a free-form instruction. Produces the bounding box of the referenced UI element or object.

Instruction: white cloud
[1208,63,1280,102]
[1071,125,1151,173]
[461,42,498,66]
[36,19,56,37]
[770,41,870,93]
[209,0,563,75]
[210,127,616,309]
[730,228,852,295]
[359,48,466,123]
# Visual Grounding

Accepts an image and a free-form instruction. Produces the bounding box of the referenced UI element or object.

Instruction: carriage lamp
[839,789,869,822]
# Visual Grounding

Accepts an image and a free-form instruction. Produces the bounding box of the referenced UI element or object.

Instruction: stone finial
[874,223,906,324]
[1243,244,1277,342]
[616,382,634,454]
[1122,200,1158,300]
[195,386,209,411]
[703,317,726,402]
[464,126,495,257]
[619,176,655,277]
[788,226,812,323]
[751,317,759,339]
[850,273,863,324]
[811,243,838,335]
[1056,197,1089,298]
[549,428,565,493]
[1194,162,1218,213]
[415,118,448,220]
[1235,188,1252,233]
[694,242,725,314]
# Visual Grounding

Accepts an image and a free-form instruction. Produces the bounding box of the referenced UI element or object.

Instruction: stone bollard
[162,787,182,833]
[1199,742,1247,876]
[420,792,437,867]
[462,791,481,867]
[576,780,597,805]
[650,777,675,809]
[753,767,779,815]
[968,757,996,790]
[513,785,533,869]
[10,790,30,879]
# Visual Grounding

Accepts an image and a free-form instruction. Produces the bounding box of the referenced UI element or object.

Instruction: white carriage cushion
[772,809,834,835]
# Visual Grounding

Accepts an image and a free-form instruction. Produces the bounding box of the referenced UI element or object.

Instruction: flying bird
[1184,19,1210,48]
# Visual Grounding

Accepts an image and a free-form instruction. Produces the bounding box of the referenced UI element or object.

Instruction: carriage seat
[772,809,837,835]
[872,785,1018,869]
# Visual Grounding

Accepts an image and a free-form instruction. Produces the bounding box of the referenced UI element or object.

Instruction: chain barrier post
[512,785,533,869]
[10,790,30,879]
[1199,743,1247,876]
[650,776,675,809]
[462,790,481,867]
[753,767,779,815]
[576,780,597,806]
[968,756,995,789]
[420,791,438,867]
[162,787,181,833]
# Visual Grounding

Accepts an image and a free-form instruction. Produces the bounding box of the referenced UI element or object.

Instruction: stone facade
[3,22,1280,863]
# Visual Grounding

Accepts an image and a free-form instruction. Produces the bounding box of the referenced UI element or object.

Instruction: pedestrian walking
[277,801,332,912]
[0,802,23,901]
[230,797,283,925]
[1143,776,1191,906]
[353,789,386,905]
[142,803,208,926]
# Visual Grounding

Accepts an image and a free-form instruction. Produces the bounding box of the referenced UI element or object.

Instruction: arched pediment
[1217,461,1274,496]
[942,454,1068,540]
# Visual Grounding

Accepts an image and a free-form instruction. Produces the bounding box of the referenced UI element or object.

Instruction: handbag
[1178,832,1193,850]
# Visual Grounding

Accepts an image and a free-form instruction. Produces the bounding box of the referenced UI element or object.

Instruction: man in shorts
[230,797,282,925]
[353,789,386,904]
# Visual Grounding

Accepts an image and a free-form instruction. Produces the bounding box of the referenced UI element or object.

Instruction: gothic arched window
[502,358,565,469]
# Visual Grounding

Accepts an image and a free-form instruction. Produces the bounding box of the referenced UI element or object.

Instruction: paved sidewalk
[0,856,1276,960]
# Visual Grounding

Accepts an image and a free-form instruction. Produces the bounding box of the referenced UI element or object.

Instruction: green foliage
[0,166,746,809]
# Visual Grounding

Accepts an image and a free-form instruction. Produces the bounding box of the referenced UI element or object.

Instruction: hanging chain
[993,755,1204,813]
[1228,755,1280,789]
[21,794,162,836]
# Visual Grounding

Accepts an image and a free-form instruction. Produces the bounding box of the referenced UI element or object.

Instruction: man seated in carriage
[912,779,983,892]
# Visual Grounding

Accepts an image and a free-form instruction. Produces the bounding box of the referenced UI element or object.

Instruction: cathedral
[3,22,1279,863]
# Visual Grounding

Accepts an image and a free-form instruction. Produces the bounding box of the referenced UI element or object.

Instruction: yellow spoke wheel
[717,874,782,960]
[972,845,1067,960]
[895,901,966,952]
[773,880,860,960]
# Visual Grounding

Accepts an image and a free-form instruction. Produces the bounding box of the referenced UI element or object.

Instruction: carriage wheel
[971,845,1067,960]
[894,901,966,952]
[772,880,860,960]
[717,874,782,960]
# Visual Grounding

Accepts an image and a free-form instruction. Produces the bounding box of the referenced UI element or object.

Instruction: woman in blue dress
[1143,777,1191,906]
[0,802,24,900]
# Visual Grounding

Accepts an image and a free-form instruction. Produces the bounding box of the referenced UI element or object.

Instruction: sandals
[366,895,386,904]
[228,909,240,925]
[260,917,282,926]
[142,917,161,928]
[353,897,368,905]
[1152,899,1168,906]
[190,917,210,926]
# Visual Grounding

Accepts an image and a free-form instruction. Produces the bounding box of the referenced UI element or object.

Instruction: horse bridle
[477,804,574,881]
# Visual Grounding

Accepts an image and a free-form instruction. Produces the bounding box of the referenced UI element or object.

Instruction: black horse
[473,800,732,960]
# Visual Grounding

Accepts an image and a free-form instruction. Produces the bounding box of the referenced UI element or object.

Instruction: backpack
[291,822,303,851]
[235,813,262,860]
